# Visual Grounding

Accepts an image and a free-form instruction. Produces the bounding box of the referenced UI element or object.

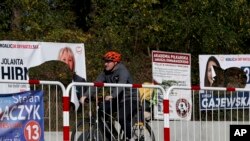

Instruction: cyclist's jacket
[85,63,138,101]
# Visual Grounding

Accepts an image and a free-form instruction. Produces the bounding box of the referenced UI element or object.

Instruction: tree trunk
[11,7,21,30]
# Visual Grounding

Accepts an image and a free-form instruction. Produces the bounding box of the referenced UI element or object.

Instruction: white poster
[199,55,250,88]
[0,41,86,109]
[152,50,192,120]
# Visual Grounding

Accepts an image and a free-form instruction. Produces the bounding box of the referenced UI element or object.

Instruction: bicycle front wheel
[71,120,91,141]
[71,120,105,141]
[131,117,155,141]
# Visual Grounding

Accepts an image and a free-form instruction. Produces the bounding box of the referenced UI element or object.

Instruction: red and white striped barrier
[66,82,167,141]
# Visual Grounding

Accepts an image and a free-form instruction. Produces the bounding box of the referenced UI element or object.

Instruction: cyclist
[80,51,138,141]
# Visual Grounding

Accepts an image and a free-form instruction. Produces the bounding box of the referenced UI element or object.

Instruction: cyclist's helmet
[103,51,121,62]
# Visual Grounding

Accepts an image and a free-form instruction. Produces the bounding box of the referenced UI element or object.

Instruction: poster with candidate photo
[199,55,250,111]
[0,40,86,93]
[199,55,250,88]
[0,41,86,110]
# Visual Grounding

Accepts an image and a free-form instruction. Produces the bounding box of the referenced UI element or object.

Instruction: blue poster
[200,91,250,110]
[0,90,44,141]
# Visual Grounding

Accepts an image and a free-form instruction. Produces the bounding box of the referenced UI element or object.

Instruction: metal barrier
[0,80,69,141]
[166,86,250,141]
[3,80,250,141]
[66,82,167,141]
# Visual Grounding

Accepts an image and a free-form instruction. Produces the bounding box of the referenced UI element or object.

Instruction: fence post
[164,87,170,141]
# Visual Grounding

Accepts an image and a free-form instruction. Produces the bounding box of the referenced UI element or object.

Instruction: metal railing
[166,86,250,141]
[66,82,167,141]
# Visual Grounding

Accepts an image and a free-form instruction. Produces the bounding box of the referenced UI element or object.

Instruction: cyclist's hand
[105,96,113,101]
[80,96,87,104]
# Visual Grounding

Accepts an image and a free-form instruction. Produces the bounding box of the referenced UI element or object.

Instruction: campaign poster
[199,55,250,88]
[152,50,192,120]
[0,90,44,141]
[0,41,86,109]
[200,91,250,110]
[0,41,86,92]
[199,55,250,111]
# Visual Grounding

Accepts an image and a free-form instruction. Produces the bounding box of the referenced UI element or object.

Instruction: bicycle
[71,97,155,141]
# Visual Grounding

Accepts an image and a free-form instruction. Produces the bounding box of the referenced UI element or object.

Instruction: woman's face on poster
[207,61,217,86]
[60,51,74,71]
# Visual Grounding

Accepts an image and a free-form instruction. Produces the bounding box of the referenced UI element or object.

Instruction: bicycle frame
[96,102,147,141]
[71,98,155,141]
[96,106,124,140]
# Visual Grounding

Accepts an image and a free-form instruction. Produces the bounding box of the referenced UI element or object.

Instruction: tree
[0,0,250,84]
[0,0,90,42]
[86,0,250,83]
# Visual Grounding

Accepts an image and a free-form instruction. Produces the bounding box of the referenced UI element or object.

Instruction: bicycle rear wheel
[131,116,155,141]
[71,120,105,141]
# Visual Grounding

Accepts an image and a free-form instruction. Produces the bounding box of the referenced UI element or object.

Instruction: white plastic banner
[0,40,86,110]
[199,55,250,88]
[152,50,192,120]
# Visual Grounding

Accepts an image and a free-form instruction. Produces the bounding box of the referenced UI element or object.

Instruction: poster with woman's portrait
[199,55,250,110]
[0,41,86,110]
[0,41,86,93]
[199,55,250,88]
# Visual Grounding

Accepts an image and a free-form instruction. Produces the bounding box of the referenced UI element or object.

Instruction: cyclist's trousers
[99,99,138,140]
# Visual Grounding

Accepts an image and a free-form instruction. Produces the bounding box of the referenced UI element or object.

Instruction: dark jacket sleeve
[110,64,133,98]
